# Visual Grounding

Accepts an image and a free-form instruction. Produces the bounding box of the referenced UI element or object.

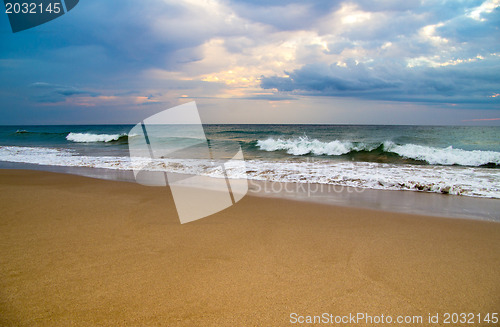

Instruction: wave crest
[66,132,129,143]
[384,141,500,167]
[256,136,363,156]
[383,141,500,166]
[256,137,500,167]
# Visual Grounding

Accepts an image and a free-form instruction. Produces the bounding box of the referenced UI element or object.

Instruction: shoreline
[0,163,498,222]
[0,169,499,326]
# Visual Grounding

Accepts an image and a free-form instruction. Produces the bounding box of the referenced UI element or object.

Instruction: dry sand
[0,169,499,326]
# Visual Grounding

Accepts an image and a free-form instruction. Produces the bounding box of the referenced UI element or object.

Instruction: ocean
[0,124,499,202]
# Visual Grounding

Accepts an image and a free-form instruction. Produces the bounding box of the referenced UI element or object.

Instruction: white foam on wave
[66,132,129,143]
[257,136,368,156]
[1,146,499,199]
[383,141,500,166]
[242,159,500,199]
[0,146,129,168]
[256,137,500,167]
[0,146,220,175]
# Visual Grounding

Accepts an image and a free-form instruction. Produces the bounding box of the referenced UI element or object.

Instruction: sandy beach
[0,169,499,326]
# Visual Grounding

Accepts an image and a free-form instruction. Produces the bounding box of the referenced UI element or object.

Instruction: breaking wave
[0,145,499,198]
[66,132,131,143]
[256,137,500,167]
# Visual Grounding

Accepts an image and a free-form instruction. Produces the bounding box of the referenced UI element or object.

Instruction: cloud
[238,93,297,101]
[261,56,500,103]
[229,1,341,31]
[113,90,140,96]
[437,6,500,54]
[255,0,500,107]
[1,0,500,124]
[463,117,500,121]
[30,82,100,103]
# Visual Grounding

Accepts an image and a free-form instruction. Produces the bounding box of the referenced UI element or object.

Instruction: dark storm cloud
[261,61,398,92]
[30,82,99,103]
[261,58,500,103]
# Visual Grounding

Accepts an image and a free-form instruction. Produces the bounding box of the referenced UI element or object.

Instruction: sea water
[0,124,498,199]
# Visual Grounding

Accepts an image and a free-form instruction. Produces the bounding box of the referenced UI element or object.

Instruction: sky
[0,0,499,125]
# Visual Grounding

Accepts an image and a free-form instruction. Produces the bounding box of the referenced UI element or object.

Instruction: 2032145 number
[442,313,498,324]
[5,2,61,14]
